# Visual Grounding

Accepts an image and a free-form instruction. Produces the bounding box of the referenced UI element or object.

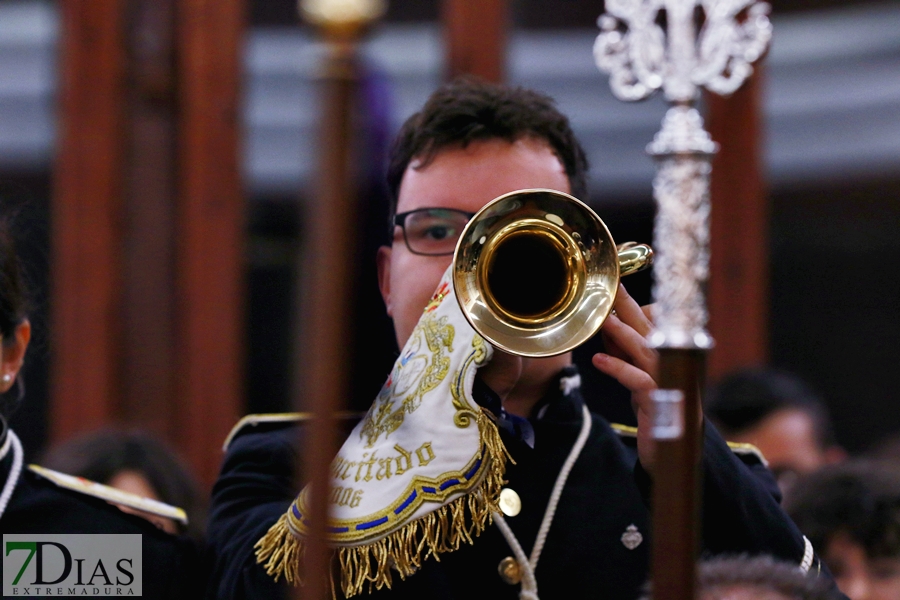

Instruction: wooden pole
[51,0,127,440]
[175,0,245,488]
[294,3,387,595]
[442,0,508,82]
[650,350,706,600]
[292,5,391,597]
[120,0,179,439]
[707,70,769,380]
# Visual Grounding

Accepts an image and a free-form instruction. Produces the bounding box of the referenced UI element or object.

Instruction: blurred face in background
[108,469,179,534]
[727,408,846,495]
[826,532,900,600]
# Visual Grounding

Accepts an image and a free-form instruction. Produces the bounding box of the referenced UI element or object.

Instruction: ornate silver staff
[594,1,771,598]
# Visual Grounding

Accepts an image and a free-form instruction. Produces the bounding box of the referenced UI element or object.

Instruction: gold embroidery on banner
[330,486,364,508]
[451,335,490,428]
[393,444,413,475]
[360,314,454,447]
[415,442,435,466]
[330,442,437,484]
[254,409,513,598]
[253,323,513,598]
[290,445,485,543]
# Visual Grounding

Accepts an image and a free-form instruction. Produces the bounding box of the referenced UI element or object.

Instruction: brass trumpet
[452,189,653,357]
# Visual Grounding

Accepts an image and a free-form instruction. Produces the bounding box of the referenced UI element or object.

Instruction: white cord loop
[0,430,24,521]
[799,535,814,574]
[494,403,592,600]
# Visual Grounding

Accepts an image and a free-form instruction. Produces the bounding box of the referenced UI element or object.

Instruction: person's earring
[1,374,12,387]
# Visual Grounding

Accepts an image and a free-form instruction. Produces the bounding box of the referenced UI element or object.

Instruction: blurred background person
[0,209,203,598]
[706,367,847,495]
[785,460,900,600]
[39,427,207,544]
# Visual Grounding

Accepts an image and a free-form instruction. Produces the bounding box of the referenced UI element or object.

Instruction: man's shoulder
[222,411,365,453]
[600,418,768,468]
[221,412,312,452]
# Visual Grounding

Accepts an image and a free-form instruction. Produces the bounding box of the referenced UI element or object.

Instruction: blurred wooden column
[52,0,127,436]
[443,0,508,82]
[174,0,245,488]
[121,0,179,449]
[706,69,769,380]
[51,0,244,489]
[294,1,384,595]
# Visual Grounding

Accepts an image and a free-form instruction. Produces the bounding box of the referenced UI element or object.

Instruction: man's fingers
[592,352,657,393]
[599,330,629,362]
[600,314,659,379]
[614,284,653,338]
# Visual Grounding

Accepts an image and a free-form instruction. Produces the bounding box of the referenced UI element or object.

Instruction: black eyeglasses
[392,208,476,256]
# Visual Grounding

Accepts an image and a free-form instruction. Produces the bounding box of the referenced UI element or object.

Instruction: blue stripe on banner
[439,479,460,491]
[422,486,436,494]
[395,490,417,514]
[292,505,303,520]
[464,457,483,480]
[356,516,389,531]
[328,526,350,533]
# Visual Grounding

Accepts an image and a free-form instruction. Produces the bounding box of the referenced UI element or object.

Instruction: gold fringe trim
[254,410,511,598]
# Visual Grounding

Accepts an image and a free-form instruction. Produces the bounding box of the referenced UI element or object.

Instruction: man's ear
[376,246,393,317]
[1,319,31,393]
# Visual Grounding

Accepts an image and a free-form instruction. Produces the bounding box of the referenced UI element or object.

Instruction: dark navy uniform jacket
[0,432,203,599]
[205,366,838,600]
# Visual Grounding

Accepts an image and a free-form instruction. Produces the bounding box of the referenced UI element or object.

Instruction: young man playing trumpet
[205,77,839,600]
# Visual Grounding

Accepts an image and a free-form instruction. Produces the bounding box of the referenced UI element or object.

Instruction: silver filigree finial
[595,0,771,350]
[594,0,772,103]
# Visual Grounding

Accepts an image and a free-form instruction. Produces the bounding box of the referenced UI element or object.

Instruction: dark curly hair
[785,460,900,560]
[0,216,27,343]
[0,212,29,417]
[385,76,589,219]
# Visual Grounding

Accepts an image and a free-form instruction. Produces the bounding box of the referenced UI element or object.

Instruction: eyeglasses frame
[391,208,477,256]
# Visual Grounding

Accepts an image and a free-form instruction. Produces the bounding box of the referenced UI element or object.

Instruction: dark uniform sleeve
[700,423,849,597]
[697,421,804,558]
[633,419,845,597]
[204,428,297,600]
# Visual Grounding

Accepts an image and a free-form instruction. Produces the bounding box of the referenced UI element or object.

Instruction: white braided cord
[494,403,592,600]
[493,513,538,600]
[0,430,24,520]
[799,535,814,574]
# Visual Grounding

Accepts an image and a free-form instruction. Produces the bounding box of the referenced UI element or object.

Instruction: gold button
[498,556,522,585]
[499,488,521,517]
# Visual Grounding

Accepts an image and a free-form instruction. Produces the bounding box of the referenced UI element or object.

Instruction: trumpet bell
[452,188,651,358]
